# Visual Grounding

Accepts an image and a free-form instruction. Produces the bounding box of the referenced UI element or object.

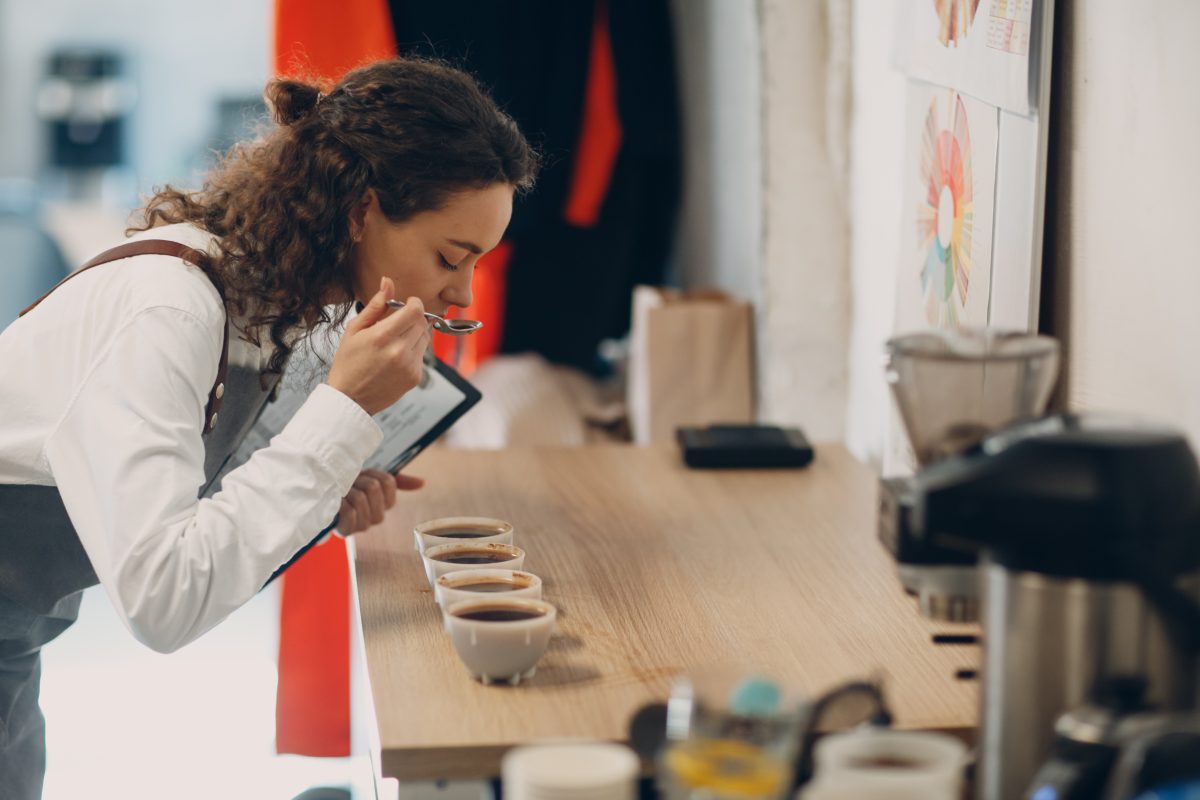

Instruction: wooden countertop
[351,444,978,780]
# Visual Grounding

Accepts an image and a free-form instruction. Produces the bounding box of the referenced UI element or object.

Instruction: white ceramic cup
[413,516,514,553]
[422,542,526,587]
[503,741,639,800]
[444,597,557,685]
[435,568,543,610]
[805,728,967,800]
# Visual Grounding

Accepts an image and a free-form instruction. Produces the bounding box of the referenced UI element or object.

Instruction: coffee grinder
[878,329,1062,623]
[878,328,1200,800]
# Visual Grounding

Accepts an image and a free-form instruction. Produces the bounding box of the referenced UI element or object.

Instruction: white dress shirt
[0,223,382,652]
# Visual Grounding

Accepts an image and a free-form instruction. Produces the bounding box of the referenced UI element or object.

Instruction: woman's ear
[349,189,377,243]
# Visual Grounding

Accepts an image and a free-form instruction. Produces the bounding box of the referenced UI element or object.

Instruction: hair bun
[266,79,323,126]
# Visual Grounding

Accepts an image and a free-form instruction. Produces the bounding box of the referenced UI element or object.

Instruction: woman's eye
[438,253,461,272]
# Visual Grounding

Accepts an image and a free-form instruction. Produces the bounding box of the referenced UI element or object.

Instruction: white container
[436,568,543,609]
[444,597,556,685]
[503,741,639,800]
[422,542,525,587]
[804,728,966,800]
[413,516,514,553]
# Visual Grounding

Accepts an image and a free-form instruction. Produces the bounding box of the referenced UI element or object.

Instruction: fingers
[389,316,431,363]
[394,473,426,491]
[347,277,397,332]
[359,469,397,513]
[368,468,399,507]
[338,484,369,534]
[337,496,358,535]
[371,295,428,339]
[370,297,430,367]
[341,471,400,536]
[351,489,370,530]
[352,478,384,526]
[326,288,430,415]
[339,471,421,537]
[354,292,428,359]
[375,305,430,389]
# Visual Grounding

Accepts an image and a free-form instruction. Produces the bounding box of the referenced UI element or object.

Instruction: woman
[0,56,538,798]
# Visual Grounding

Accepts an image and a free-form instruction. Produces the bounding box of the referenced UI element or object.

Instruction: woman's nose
[442,274,473,311]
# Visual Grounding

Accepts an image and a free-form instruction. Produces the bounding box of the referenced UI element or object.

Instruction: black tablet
[203,350,482,498]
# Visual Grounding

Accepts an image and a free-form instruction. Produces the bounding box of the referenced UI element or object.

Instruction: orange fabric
[272,0,396,759]
[563,0,623,228]
[273,0,396,79]
[274,536,351,756]
[432,240,514,374]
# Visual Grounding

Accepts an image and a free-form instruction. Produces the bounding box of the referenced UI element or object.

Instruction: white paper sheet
[893,83,999,335]
[898,0,1040,115]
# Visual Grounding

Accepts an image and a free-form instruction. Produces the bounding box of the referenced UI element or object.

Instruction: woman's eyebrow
[445,238,482,254]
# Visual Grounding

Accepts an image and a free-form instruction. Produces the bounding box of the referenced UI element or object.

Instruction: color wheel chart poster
[895,84,999,334]
[897,0,1038,115]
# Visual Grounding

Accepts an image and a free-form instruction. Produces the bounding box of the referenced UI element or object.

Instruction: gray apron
[0,243,281,799]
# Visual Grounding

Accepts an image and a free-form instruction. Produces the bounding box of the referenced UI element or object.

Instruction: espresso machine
[878,328,1200,800]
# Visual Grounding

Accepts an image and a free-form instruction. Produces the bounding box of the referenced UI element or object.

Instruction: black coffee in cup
[430,528,500,539]
[846,755,931,770]
[433,549,515,565]
[455,581,524,592]
[452,604,547,622]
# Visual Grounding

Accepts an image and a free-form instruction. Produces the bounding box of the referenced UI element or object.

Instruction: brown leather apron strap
[18,239,228,436]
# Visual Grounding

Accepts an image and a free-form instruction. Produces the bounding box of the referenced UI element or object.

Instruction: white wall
[842,0,1200,461]
[1057,0,1200,444]
[672,0,852,443]
[670,0,763,304]
[844,0,906,464]
[0,0,268,194]
[756,0,851,441]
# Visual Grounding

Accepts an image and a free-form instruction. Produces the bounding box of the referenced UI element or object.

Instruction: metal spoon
[385,299,483,336]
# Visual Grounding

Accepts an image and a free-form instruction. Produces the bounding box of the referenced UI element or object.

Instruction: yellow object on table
[662,738,790,798]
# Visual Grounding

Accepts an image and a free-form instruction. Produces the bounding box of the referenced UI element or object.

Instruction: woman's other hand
[326,277,432,415]
[336,468,426,535]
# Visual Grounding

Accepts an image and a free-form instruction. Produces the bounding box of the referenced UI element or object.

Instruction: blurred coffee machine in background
[35,48,136,202]
[879,328,1200,800]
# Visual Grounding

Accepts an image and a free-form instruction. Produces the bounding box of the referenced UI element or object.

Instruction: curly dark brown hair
[129,56,539,377]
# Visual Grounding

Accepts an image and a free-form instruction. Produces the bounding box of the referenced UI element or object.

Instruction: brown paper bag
[626,285,755,444]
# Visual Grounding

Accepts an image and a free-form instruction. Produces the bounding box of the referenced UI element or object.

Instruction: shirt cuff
[278,383,383,491]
